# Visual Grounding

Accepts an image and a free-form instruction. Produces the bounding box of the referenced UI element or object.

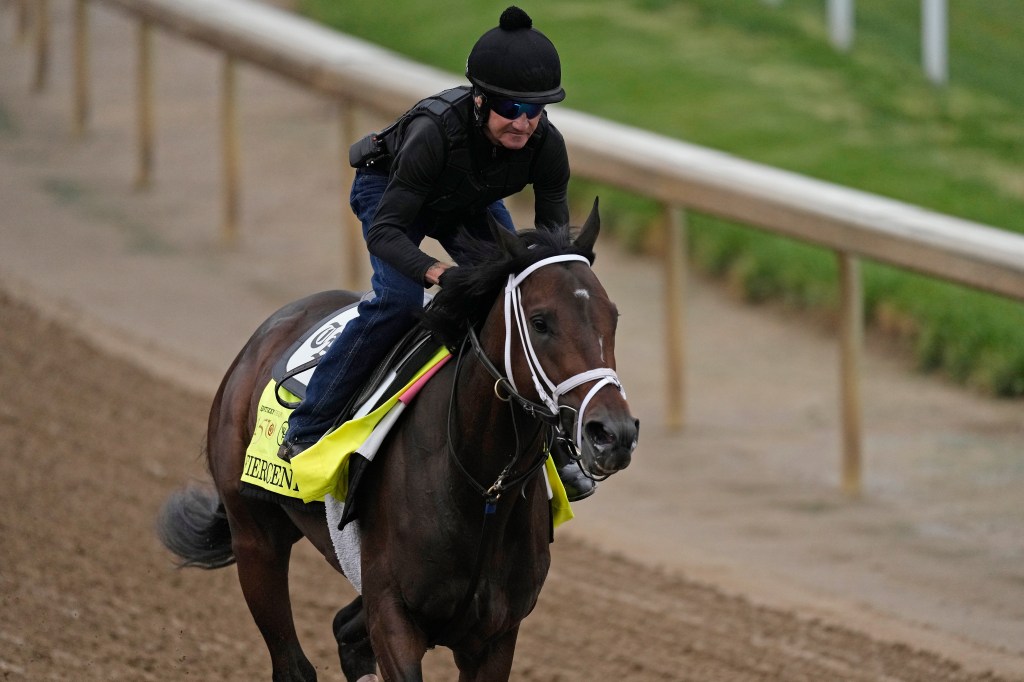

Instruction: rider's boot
[551,441,596,501]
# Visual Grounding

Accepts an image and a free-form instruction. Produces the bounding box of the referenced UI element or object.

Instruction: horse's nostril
[584,421,616,447]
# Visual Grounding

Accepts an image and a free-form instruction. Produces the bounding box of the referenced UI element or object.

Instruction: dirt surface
[0,289,1009,681]
[2,2,1024,680]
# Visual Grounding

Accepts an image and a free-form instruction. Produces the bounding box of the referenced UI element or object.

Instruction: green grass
[299,0,1024,397]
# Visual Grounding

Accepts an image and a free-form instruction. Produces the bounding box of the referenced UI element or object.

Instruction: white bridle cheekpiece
[502,254,626,452]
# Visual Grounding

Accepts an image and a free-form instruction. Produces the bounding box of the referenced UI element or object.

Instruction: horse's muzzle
[583,413,639,475]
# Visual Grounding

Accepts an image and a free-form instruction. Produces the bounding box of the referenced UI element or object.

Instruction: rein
[446,332,553,508]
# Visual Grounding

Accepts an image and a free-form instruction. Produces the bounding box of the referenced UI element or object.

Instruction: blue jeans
[284,170,515,445]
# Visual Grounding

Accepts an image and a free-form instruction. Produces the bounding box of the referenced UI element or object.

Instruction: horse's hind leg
[226,499,316,681]
[333,596,378,681]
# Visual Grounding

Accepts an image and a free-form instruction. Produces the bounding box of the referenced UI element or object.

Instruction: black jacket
[364,87,570,285]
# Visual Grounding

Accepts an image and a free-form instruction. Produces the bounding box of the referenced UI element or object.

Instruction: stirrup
[557,461,596,502]
[277,440,310,463]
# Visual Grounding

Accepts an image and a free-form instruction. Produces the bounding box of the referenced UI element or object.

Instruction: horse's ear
[488,211,524,257]
[573,197,601,254]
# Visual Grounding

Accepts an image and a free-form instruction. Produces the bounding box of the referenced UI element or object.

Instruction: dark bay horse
[157,201,639,681]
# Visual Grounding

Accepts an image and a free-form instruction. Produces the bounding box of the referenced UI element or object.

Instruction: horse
[156,200,639,681]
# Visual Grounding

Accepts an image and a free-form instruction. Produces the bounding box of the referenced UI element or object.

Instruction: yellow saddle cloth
[241,346,573,527]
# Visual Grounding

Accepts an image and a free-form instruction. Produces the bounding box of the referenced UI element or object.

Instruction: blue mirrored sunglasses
[489,97,545,120]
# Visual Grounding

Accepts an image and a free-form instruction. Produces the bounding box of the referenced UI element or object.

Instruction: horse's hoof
[355,675,378,682]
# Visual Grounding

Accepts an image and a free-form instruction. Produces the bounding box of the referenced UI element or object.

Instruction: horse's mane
[419,226,595,349]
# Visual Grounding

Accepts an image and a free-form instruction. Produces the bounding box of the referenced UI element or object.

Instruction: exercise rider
[278,6,596,500]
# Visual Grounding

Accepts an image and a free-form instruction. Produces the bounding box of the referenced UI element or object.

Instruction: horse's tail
[156,485,236,569]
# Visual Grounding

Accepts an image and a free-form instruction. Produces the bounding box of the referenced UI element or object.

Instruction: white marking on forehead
[574,288,590,300]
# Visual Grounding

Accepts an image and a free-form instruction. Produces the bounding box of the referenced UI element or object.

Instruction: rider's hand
[437,266,457,289]
[425,262,454,287]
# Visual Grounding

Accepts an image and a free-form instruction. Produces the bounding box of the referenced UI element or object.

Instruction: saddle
[271,296,440,425]
[238,298,446,512]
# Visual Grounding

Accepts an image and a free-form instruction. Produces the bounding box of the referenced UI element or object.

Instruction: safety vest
[383,86,547,215]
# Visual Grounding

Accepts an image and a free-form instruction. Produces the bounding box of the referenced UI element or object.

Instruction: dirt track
[0,289,1009,681]
[3,1,1024,679]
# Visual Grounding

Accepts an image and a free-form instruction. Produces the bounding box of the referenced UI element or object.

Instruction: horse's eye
[531,316,549,334]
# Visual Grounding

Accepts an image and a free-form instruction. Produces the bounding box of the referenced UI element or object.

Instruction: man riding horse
[279,6,595,499]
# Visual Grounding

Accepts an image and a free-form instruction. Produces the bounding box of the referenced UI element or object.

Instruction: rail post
[837,252,863,496]
[663,204,688,429]
[73,0,89,137]
[32,0,49,92]
[922,0,948,85]
[135,19,153,190]
[16,0,30,43]
[828,0,855,52]
[220,55,240,245]
[338,99,362,289]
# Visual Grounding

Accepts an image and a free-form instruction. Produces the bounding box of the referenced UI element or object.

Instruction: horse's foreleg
[333,596,378,681]
[230,510,316,681]
[365,596,428,682]
[453,625,520,682]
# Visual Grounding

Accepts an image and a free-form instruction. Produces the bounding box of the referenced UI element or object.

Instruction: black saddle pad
[271,301,362,402]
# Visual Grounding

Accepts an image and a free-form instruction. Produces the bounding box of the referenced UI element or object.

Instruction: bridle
[503,254,625,460]
[458,253,625,491]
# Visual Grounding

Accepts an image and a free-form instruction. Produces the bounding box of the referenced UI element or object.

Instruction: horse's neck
[450,320,546,494]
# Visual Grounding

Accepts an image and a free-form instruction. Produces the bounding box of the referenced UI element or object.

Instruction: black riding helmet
[466,6,565,105]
